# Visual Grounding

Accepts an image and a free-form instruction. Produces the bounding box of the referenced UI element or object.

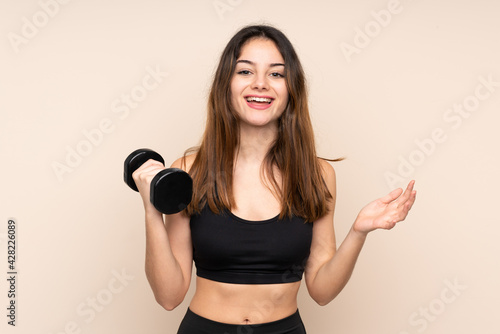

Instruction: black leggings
[177,308,307,334]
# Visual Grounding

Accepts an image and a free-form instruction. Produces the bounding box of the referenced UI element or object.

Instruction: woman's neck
[236,122,278,165]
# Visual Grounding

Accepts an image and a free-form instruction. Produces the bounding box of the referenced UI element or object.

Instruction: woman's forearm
[144,211,186,310]
[311,226,367,305]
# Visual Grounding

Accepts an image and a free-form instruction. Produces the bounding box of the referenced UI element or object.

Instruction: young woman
[132,25,416,334]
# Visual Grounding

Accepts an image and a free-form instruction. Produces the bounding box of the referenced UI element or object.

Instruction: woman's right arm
[132,156,194,310]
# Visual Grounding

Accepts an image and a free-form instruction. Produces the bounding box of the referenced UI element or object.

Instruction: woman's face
[230,38,289,129]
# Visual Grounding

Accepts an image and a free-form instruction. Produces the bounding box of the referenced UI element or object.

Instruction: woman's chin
[240,118,277,129]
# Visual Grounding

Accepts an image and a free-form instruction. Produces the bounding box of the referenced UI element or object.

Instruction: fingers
[132,159,165,189]
[380,187,403,204]
[395,180,416,207]
[384,180,415,208]
[405,190,417,212]
[133,159,164,175]
[395,189,417,223]
[368,181,417,232]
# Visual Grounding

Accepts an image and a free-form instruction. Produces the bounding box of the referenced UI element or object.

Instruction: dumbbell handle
[124,149,193,214]
[124,149,165,192]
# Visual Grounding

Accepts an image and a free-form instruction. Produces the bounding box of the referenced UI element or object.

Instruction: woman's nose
[251,74,269,90]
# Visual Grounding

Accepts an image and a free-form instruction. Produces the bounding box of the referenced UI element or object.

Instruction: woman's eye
[270,72,285,78]
[237,70,251,75]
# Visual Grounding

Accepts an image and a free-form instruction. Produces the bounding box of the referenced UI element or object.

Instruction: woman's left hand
[353,180,417,236]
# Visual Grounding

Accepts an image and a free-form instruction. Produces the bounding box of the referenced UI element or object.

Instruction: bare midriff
[189,276,301,325]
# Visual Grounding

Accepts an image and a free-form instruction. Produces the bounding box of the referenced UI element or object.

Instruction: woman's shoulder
[317,158,336,185]
[170,152,197,173]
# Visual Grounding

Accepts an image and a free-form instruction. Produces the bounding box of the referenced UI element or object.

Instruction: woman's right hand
[131,159,166,216]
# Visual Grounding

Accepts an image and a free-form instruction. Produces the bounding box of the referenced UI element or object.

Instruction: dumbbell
[124,148,193,214]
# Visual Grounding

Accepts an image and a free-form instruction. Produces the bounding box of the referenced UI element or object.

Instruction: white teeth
[246,96,272,103]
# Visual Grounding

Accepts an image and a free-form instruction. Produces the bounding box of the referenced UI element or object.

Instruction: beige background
[1,0,499,333]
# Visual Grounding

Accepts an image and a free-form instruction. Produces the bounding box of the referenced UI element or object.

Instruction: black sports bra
[190,205,313,284]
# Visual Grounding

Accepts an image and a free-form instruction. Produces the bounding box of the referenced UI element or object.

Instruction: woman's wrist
[350,223,369,241]
[145,206,163,222]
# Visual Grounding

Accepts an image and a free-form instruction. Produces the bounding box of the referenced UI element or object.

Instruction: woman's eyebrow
[236,59,285,67]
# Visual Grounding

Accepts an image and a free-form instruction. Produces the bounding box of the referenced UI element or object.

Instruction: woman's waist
[189,276,300,324]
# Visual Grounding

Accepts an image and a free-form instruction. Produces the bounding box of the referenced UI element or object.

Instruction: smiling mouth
[245,96,273,104]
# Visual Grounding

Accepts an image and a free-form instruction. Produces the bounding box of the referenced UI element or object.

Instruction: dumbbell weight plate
[124,148,165,192]
[150,168,193,214]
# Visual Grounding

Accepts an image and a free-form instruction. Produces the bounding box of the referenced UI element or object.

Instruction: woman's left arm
[304,160,417,306]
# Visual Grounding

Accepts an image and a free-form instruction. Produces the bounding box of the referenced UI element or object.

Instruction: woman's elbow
[309,288,339,306]
[156,295,184,311]
[312,295,333,307]
[159,302,178,312]
[153,287,187,311]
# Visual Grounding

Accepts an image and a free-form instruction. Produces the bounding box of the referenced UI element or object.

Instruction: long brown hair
[183,24,341,222]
